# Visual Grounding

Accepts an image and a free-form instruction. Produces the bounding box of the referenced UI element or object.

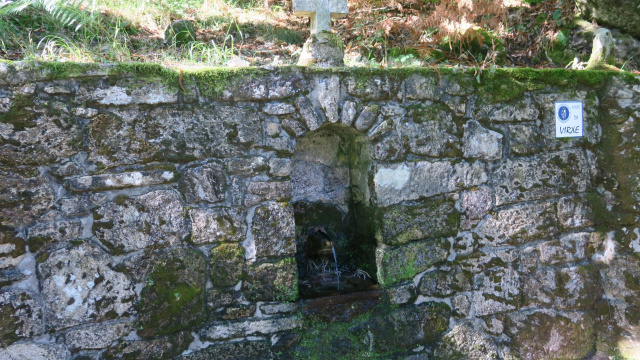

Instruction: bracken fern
[0,0,87,41]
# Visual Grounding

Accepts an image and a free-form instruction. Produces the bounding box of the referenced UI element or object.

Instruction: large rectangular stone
[65,169,176,192]
[200,316,302,340]
[492,149,591,206]
[374,161,488,207]
[376,238,450,286]
[477,201,558,246]
[376,199,459,246]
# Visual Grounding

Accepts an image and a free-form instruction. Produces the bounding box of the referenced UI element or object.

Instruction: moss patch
[377,238,450,287]
[243,257,298,302]
[137,248,206,338]
[209,243,244,287]
[286,299,449,359]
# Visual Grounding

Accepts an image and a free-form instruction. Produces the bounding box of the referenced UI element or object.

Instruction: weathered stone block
[374,161,488,207]
[65,169,176,192]
[523,265,601,310]
[506,310,594,360]
[0,96,11,112]
[210,243,245,287]
[291,160,350,204]
[492,149,590,206]
[93,190,187,254]
[206,289,237,311]
[472,267,521,316]
[38,242,135,330]
[461,185,494,220]
[76,79,178,105]
[404,73,442,100]
[316,76,341,122]
[179,162,226,204]
[243,258,298,302]
[214,304,256,320]
[182,341,273,360]
[0,169,55,228]
[346,74,396,100]
[264,124,296,153]
[371,125,400,160]
[268,158,291,177]
[376,238,450,286]
[65,322,132,350]
[433,320,500,360]
[354,104,379,131]
[0,111,83,166]
[251,203,296,258]
[27,219,83,252]
[418,268,471,297]
[104,330,193,360]
[138,248,206,338]
[442,94,466,116]
[452,294,471,318]
[557,195,593,230]
[245,181,292,207]
[295,96,323,131]
[260,302,298,315]
[508,123,543,155]
[404,119,459,157]
[189,208,246,245]
[0,230,26,270]
[227,156,267,176]
[87,106,261,167]
[263,102,295,115]
[476,201,558,246]
[0,342,69,360]
[376,199,459,246]
[537,233,590,265]
[0,290,43,347]
[473,95,539,122]
[341,100,357,125]
[200,316,302,340]
[204,71,304,101]
[388,281,416,304]
[462,120,503,160]
[368,302,450,353]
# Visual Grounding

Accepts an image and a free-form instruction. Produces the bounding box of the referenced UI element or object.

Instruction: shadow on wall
[290,124,378,299]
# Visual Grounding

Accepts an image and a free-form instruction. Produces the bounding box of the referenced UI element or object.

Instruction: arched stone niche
[290,124,378,299]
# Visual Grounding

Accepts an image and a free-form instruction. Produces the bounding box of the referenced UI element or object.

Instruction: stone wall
[0,61,639,359]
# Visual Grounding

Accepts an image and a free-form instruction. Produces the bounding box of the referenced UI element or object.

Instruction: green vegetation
[137,248,206,338]
[1,0,638,70]
[288,298,451,359]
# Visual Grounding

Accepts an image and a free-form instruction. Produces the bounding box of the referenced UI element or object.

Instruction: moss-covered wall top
[0,60,639,360]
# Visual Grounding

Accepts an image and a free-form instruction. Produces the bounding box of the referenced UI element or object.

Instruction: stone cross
[293,0,349,35]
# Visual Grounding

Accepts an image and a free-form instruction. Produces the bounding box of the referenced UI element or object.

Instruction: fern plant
[0,0,88,43]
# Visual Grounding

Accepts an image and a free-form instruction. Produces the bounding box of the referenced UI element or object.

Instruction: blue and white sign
[555,101,583,138]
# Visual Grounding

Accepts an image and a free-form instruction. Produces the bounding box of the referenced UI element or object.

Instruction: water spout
[331,241,340,291]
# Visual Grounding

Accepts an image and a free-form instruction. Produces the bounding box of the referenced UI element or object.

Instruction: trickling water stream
[331,242,340,291]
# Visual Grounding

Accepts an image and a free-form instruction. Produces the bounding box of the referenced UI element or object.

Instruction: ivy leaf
[553,9,562,20]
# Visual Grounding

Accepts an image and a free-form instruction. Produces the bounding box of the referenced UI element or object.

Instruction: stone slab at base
[298,31,345,67]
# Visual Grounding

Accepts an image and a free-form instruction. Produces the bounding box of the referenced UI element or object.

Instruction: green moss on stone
[0,95,36,131]
[288,298,449,359]
[137,248,206,338]
[209,243,244,287]
[0,302,20,346]
[188,66,270,98]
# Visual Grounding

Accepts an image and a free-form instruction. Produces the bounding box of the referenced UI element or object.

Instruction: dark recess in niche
[291,124,378,299]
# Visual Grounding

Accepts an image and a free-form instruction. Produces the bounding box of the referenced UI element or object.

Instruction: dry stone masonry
[0,61,639,359]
